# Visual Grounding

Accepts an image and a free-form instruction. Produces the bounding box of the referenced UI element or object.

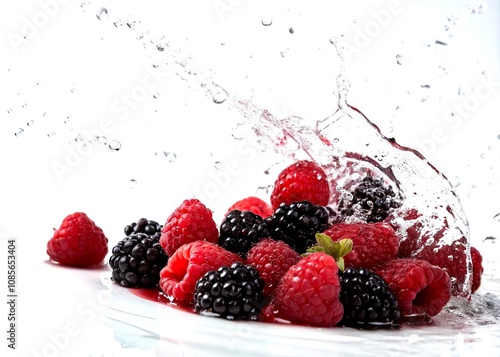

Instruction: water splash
[108,11,473,298]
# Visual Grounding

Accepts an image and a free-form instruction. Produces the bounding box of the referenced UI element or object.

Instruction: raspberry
[270,160,330,210]
[245,238,301,296]
[337,175,402,223]
[339,267,400,328]
[273,252,344,327]
[471,246,483,294]
[159,240,241,305]
[109,233,168,288]
[375,258,451,318]
[160,199,219,257]
[218,210,270,257]
[267,200,330,254]
[322,222,400,270]
[194,262,265,320]
[47,212,108,268]
[225,196,273,218]
[413,233,469,297]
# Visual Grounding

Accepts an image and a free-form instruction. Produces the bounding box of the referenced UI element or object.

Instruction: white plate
[101,245,500,357]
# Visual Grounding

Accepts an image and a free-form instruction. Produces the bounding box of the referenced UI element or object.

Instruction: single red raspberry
[159,240,240,305]
[273,252,344,327]
[160,199,218,257]
[225,196,273,218]
[413,234,469,297]
[322,222,400,270]
[375,258,451,317]
[471,246,483,294]
[245,238,301,296]
[47,212,108,268]
[270,160,330,210]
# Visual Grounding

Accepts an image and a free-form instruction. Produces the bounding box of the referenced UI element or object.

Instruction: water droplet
[289,27,294,34]
[332,138,340,144]
[64,115,72,124]
[21,103,27,108]
[80,2,89,12]
[212,88,228,104]
[257,185,273,195]
[47,132,56,138]
[113,19,123,27]
[396,54,404,65]
[129,179,137,189]
[261,17,272,26]
[153,92,160,99]
[26,120,34,126]
[156,151,177,162]
[96,7,109,21]
[42,112,47,117]
[93,136,108,145]
[108,140,121,151]
[214,161,223,170]
[280,48,289,57]
[497,134,500,140]
[14,128,24,137]
[7,109,12,114]
[494,213,500,222]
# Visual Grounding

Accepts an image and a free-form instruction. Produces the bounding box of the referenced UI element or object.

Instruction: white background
[0,1,499,355]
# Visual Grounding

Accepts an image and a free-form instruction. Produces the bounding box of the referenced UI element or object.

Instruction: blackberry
[218,210,270,257]
[109,233,168,288]
[194,262,265,321]
[124,218,163,239]
[340,176,402,223]
[266,200,330,254]
[339,267,400,328]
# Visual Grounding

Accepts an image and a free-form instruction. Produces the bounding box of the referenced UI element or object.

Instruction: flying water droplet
[153,92,160,99]
[129,179,137,189]
[108,140,121,151]
[494,213,500,222]
[212,87,228,104]
[93,136,108,145]
[396,54,404,65]
[280,48,289,57]
[156,151,177,162]
[14,128,24,137]
[96,7,109,21]
[261,17,272,26]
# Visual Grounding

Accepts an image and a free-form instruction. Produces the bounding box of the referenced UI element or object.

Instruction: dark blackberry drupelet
[218,210,270,257]
[124,218,163,239]
[339,267,400,328]
[194,262,265,321]
[266,200,330,254]
[340,176,402,223]
[109,233,169,288]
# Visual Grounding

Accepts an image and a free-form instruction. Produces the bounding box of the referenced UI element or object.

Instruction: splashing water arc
[108,14,472,298]
[237,84,472,297]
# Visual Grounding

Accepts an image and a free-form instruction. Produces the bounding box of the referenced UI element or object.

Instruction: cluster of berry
[46,159,484,329]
